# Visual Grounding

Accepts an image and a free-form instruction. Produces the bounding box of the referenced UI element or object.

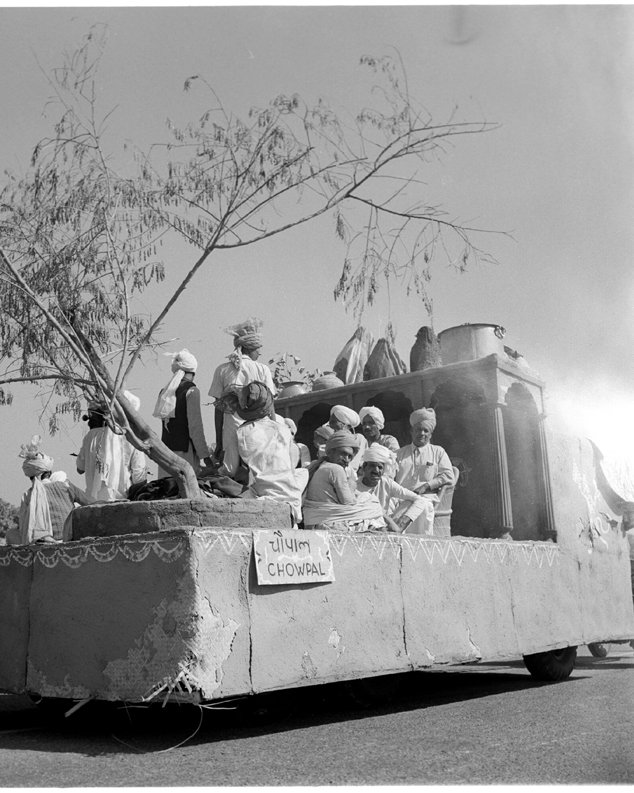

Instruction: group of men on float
[11,318,454,545]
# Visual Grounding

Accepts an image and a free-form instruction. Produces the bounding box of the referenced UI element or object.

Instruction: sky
[0,4,632,503]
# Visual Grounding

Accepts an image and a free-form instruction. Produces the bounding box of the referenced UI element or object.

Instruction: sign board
[253,529,335,586]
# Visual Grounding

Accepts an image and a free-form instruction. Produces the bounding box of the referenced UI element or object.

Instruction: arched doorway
[503,383,550,541]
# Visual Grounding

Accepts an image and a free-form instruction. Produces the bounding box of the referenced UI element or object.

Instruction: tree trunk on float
[114,389,202,499]
[71,325,202,499]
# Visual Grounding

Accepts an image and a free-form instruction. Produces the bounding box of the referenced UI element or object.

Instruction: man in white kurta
[233,382,307,525]
[77,427,147,502]
[77,393,147,502]
[394,407,454,535]
[359,406,399,478]
[356,445,431,533]
[209,318,276,477]
[238,417,308,525]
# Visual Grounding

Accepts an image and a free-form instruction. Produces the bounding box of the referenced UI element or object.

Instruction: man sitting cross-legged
[355,445,432,534]
[302,430,384,532]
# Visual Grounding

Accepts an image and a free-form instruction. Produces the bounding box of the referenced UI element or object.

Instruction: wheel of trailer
[523,646,577,681]
[588,642,610,658]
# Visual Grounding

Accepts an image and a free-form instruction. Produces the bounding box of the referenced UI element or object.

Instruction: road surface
[0,645,632,785]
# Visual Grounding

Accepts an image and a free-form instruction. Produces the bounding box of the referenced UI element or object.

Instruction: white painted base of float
[0,527,632,704]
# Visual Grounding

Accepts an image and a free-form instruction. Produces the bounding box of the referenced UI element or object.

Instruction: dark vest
[161,379,196,453]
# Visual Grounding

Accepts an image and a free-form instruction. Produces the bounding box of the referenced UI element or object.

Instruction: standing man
[154,349,212,477]
[77,391,147,501]
[395,407,454,535]
[12,435,90,545]
[209,317,276,477]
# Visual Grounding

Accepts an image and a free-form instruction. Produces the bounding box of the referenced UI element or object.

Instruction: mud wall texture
[0,434,631,703]
[0,523,632,703]
[72,498,293,540]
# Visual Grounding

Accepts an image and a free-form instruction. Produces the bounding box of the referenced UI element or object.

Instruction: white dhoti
[219,412,245,476]
[302,491,385,532]
[395,496,436,536]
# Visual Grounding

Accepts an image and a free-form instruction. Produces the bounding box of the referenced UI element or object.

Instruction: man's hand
[416,482,431,495]
[384,516,401,533]
[396,515,413,533]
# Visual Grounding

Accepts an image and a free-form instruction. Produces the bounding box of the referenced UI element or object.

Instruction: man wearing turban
[77,392,147,502]
[313,424,335,460]
[394,407,455,535]
[302,431,384,532]
[153,349,212,477]
[328,405,361,431]
[227,382,307,524]
[359,406,400,476]
[12,435,90,545]
[208,318,276,477]
[316,405,367,475]
[356,444,432,533]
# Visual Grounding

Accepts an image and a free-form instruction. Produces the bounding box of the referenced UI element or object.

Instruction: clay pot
[312,372,345,391]
[278,381,310,399]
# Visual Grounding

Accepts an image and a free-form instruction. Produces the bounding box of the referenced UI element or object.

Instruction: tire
[588,642,610,658]
[523,646,577,681]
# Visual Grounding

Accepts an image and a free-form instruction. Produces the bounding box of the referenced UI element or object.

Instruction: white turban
[153,349,198,421]
[325,430,361,453]
[410,407,437,430]
[362,444,394,466]
[172,349,198,373]
[21,454,54,479]
[227,317,264,352]
[330,405,360,429]
[19,435,54,478]
[359,406,385,430]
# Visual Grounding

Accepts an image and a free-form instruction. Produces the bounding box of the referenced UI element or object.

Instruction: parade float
[0,326,632,707]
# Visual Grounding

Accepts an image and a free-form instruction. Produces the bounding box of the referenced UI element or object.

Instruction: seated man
[359,406,399,478]
[394,407,455,535]
[232,382,308,526]
[313,424,335,460]
[356,445,432,534]
[318,405,366,474]
[303,430,383,532]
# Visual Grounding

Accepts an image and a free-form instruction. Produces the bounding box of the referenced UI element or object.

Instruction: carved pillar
[489,404,514,538]
[537,416,557,541]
